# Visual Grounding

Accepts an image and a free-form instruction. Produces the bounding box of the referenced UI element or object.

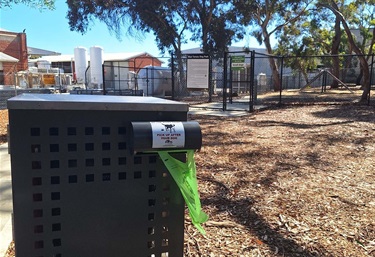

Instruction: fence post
[209,56,212,102]
[229,57,233,104]
[171,53,175,100]
[102,64,106,95]
[279,56,284,106]
[249,50,255,112]
[223,51,227,111]
[85,65,90,90]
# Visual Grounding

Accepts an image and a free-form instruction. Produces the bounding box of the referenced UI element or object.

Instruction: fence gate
[223,50,256,112]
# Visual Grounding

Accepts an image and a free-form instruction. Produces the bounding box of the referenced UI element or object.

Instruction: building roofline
[34,51,160,63]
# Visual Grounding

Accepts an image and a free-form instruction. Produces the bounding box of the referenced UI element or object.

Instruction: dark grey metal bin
[7,94,190,257]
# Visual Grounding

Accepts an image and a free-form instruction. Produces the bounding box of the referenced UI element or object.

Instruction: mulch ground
[1,95,375,256]
[186,103,375,257]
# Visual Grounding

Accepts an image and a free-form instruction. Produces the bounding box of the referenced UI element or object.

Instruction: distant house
[350,28,374,49]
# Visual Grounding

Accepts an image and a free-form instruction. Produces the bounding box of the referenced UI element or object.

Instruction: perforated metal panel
[8,94,188,257]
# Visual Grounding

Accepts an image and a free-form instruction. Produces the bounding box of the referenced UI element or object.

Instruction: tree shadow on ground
[200,176,335,257]
[256,119,354,129]
[311,104,375,123]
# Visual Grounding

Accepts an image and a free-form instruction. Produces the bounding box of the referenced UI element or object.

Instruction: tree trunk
[263,30,281,91]
[302,70,309,84]
[331,15,341,88]
[329,1,370,102]
[174,49,187,98]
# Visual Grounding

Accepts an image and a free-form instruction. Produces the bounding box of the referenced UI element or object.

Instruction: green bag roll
[158,150,208,234]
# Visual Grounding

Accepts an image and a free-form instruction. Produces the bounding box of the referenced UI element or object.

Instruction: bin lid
[7,94,189,112]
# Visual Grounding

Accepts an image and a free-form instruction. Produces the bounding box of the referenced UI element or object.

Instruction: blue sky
[0,1,259,57]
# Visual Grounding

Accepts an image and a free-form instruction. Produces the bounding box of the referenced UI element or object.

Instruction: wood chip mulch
[1,102,374,257]
[0,109,7,144]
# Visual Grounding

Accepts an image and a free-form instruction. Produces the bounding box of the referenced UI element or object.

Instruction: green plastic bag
[158,150,208,234]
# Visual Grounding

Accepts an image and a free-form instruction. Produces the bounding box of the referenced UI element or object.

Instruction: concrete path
[189,101,267,117]
[0,143,12,257]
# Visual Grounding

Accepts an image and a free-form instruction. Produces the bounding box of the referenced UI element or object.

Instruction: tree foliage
[186,0,245,55]
[0,0,54,9]
[66,0,244,56]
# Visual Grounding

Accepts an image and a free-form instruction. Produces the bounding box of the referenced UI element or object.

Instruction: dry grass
[1,100,375,257]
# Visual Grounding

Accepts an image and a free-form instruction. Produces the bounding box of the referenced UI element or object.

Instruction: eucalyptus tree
[187,0,246,56]
[236,0,313,91]
[275,17,329,85]
[323,0,343,88]
[66,0,188,55]
[302,1,348,88]
[319,0,373,101]
[345,0,375,86]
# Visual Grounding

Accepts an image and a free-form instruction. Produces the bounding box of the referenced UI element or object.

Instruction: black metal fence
[175,51,375,111]
[252,53,375,108]
[101,56,172,96]
[98,52,375,111]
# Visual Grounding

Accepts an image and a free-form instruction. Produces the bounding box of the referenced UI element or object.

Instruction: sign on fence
[231,56,246,71]
[187,54,210,89]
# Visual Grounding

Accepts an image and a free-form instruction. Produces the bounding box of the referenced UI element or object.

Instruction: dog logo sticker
[150,122,185,148]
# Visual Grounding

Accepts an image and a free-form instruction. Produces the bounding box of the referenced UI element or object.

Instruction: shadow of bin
[7,94,198,257]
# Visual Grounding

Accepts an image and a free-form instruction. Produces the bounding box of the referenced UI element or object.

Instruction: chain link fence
[172,51,374,110]
[101,56,172,97]
[254,53,375,107]
[97,52,375,110]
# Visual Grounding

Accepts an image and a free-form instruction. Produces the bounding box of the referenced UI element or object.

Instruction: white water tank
[137,66,172,96]
[28,67,38,73]
[257,73,267,87]
[37,60,51,70]
[74,47,88,84]
[89,46,104,88]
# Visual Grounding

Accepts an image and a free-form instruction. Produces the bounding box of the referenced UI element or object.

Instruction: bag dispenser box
[7,94,191,257]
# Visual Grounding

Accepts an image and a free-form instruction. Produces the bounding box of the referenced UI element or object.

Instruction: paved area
[0,143,12,257]
[189,101,267,117]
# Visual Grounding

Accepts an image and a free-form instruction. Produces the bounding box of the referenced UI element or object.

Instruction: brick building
[0,30,28,85]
